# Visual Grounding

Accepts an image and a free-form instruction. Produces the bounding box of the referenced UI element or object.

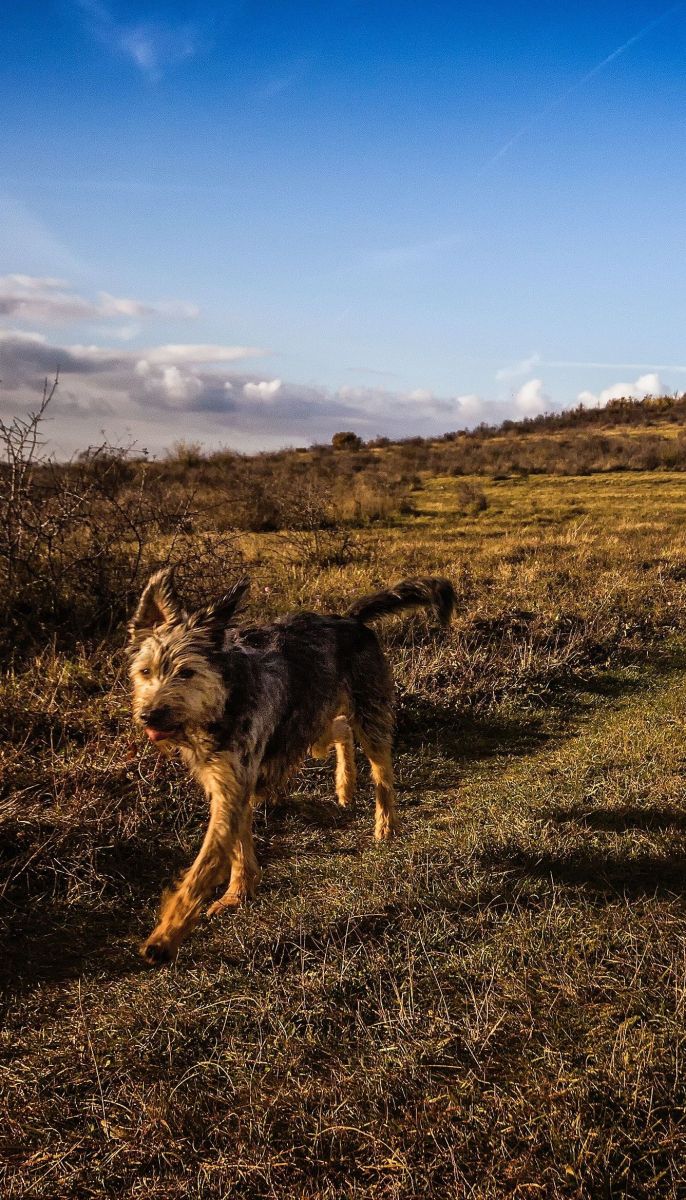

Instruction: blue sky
[1,1,685,452]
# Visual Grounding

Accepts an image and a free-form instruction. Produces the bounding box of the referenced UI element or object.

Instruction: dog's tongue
[146,727,169,743]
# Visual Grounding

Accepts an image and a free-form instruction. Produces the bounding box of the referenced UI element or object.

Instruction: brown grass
[3,407,686,1195]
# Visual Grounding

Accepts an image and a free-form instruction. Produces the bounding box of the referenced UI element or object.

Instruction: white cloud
[336,384,469,420]
[4,274,66,292]
[158,365,203,405]
[98,292,198,319]
[344,366,400,379]
[243,378,282,399]
[577,390,598,408]
[456,393,484,418]
[515,377,550,416]
[548,359,686,371]
[0,274,199,325]
[109,323,142,342]
[337,384,415,415]
[0,328,48,347]
[577,372,664,408]
[74,1,199,80]
[495,352,541,381]
[0,275,93,323]
[147,343,263,365]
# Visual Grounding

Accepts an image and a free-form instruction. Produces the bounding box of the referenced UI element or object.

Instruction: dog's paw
[206,898,237,919]
[374,818,397,842]
[206,890,247,918]
[140,933,177,965]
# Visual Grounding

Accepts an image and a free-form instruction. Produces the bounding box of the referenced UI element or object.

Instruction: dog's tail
[346,577,457,627]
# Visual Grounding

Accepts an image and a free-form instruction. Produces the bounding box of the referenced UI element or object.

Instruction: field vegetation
[3,390,686,1196]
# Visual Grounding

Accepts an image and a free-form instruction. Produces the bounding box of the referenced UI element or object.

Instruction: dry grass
[3,470,686,1197]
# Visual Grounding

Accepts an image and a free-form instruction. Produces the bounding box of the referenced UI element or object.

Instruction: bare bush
[0,381,243,658]
[454,481,488,514]
[331,430,363,450]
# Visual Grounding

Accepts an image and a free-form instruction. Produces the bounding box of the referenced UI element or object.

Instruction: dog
[128,570,456,963]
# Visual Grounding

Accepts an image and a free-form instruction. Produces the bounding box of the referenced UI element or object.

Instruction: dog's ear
[129,569,186,643]
[187,577,250,645]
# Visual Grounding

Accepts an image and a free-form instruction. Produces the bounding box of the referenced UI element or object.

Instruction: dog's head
[128,569,249,745]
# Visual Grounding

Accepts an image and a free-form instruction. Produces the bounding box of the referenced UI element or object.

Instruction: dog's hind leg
[354,724,397,842]
[367,739,397,842]
[311,715,357,808]
[348,636,396,840]
[206,802,261,916]
[332,716,356,808]
[349,657,397,840]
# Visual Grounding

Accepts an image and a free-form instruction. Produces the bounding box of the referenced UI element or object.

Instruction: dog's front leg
[206,801,261,917]
[141,752,251,964]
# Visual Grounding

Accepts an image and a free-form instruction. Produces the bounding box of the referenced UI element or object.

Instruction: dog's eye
[177,667,195,680]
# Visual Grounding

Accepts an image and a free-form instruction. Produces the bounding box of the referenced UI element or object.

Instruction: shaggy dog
[129,571,456,963]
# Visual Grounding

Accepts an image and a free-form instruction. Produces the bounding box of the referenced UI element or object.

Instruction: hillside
[385,391,686,476]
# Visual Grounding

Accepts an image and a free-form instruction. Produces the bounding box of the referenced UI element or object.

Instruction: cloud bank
[577,372,665,408]
[0,275,199,325]
[0,325,492,455]
[1,277,679,456]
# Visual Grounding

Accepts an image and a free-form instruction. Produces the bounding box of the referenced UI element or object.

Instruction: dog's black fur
[128,572,456,963]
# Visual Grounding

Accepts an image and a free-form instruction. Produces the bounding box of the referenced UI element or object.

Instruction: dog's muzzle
[139,706,179,742]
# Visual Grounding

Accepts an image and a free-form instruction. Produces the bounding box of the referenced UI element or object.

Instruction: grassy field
[3,471,686,1197]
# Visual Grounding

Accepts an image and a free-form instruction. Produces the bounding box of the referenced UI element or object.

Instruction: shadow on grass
[0,900,162,999]
[265,907,401,969]
[550,803,686,833]
[0,837,197,996]
[397,643,686,772]
[481,843,686,898]
[259,788,359,833]
[397,694,557,759]
[0,784,370,996]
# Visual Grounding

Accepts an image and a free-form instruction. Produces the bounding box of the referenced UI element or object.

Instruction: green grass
[3,471,686,1197]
